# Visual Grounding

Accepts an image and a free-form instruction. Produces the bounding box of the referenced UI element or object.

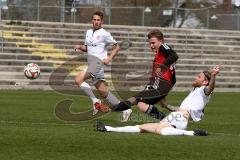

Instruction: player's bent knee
[96,86,108,98]
[137,102,149,112]
[156,122,172,135]
[98,90,108,98]
[95,81,108,98]
[155,124,164,135]
[75,77,83,86]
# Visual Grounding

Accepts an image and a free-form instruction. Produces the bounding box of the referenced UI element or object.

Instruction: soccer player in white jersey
[74,11,132,120]
[96,65,221,136]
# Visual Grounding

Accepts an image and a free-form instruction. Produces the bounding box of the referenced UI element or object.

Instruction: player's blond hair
[203,70,211,82]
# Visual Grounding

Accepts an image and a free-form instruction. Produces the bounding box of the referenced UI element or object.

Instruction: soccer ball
[24,63,40,80]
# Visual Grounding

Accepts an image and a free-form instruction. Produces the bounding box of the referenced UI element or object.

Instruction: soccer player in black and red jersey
[97,29,178,121]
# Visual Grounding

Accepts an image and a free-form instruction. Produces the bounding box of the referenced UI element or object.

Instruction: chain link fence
[0,1,240,30]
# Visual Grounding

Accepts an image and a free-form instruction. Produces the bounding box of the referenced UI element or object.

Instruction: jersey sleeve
[104,31,117,45]
[159,43,178,67]
[203,86,212,96]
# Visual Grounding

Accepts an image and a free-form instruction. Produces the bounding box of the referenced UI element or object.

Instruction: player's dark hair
[203,70,211,82]
[147,29,164,40]
[93,11,104,20]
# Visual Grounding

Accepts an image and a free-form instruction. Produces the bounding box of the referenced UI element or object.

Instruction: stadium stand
[0,20,239,92]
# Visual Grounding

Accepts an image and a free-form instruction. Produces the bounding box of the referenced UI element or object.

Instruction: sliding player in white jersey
[74,11,132,120]
[96,65,221,136]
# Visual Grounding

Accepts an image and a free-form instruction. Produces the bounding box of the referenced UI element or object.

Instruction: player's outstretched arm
[103,44,121,65]
[205,64,221,95]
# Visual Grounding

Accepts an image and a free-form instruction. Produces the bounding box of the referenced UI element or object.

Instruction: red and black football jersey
[151,43,178,84]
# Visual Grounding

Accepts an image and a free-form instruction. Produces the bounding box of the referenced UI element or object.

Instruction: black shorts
[135,77,172,105]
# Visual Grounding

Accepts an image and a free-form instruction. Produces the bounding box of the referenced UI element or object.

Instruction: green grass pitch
[0,90,239,160]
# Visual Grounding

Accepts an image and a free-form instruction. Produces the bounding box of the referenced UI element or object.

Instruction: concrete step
[0,54,240,71]
[0,77,239,89]
[0,65,60,73]
[3,20,240,37]
[0,84,238,92]
[2,21,240,39]
[3,39,240,51]
[0,59,54,67]
[2,43,240,57]
[3,28,240,47]
[1,52,239,65]
[1,69,239,86]
[0,53,43,61]
[178,59,240,66]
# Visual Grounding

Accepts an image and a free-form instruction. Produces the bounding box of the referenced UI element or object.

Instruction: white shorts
[86,55,105,85]
[161,112,188,130]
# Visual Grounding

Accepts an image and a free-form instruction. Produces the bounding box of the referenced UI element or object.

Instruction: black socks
[111,101,132,111]
[145,105,166,120]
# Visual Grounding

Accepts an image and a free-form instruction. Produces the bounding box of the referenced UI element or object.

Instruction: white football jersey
[84,28,117,60]
[179,86,211,122]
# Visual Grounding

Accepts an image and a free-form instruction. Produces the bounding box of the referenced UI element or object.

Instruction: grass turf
[0,90,239,160]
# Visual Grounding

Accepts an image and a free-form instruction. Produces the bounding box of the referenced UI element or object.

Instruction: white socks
[106,91,120,105]
[161,127,194,136]
[105,125,140,133]
[80,82,131,115]
[104,126,195,135]
[80,82,119,105]
[80,82,99,104]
